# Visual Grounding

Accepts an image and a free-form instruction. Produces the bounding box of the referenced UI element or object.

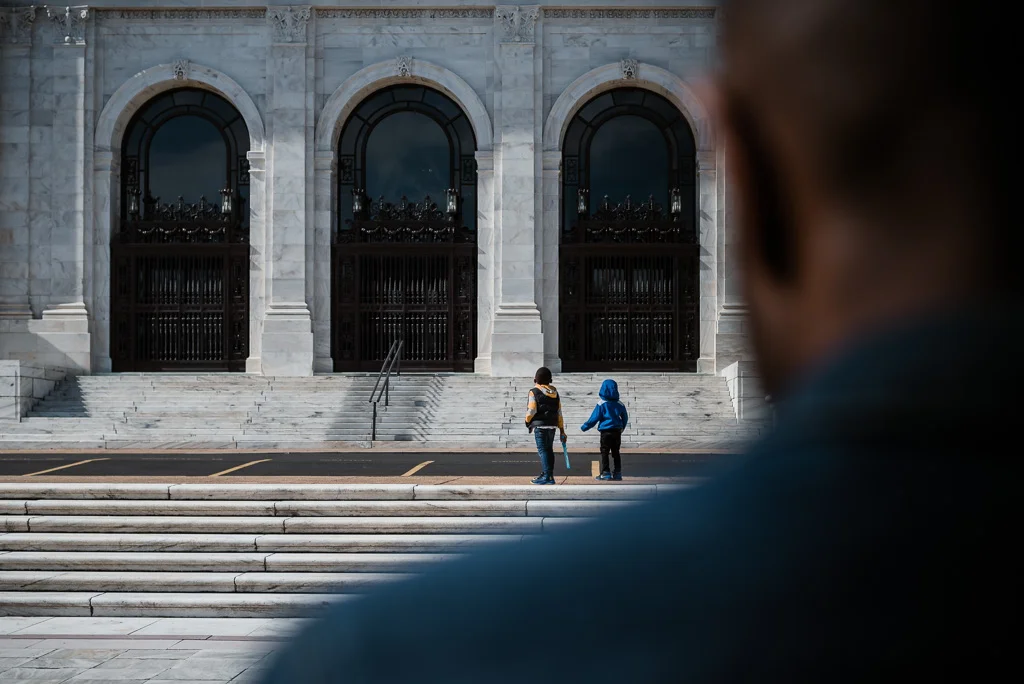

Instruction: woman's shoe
[595,471,612,481]
[611,471,622,481]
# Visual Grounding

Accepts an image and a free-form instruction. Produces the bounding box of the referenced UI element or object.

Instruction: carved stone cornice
[395,55,412,77]
[48,5,89,46]
[267,6,310,44]
[546,9,716,19]
[108,9,265,21]
[495,5,539,44]
[1,6,36,46]
[317,9,491,20]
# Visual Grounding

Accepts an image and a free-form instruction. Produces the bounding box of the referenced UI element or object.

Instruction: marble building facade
[0,1,755,405]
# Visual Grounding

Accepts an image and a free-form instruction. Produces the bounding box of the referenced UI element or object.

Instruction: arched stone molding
[541,62,719,374]
[543,61,712,155]
[312,59,494,372]
[91,62,267,373]
[315,58,493,156]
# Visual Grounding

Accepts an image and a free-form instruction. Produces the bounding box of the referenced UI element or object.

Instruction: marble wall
[0,2,754,397]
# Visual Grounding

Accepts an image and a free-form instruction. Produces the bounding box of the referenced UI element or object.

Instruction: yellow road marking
[591,460,599,477]
[209,459,271,477]
[23,458,110,477]
[401,460,434,477]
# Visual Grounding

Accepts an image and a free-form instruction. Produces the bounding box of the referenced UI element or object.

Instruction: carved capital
[2,6,37,45]
[395,55,412,77]
[47,5,89,46]
[172,59,190,81]
[620,58,638,80]
[495,5,539,44]
[267,6,310,44]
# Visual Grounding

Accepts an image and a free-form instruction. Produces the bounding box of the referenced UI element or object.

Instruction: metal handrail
[369,339,403,441]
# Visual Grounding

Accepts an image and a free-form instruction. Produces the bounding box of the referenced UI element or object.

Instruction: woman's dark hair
[534,367,552,385]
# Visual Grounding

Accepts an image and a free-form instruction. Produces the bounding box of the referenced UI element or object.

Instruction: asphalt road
[0,451,743,478]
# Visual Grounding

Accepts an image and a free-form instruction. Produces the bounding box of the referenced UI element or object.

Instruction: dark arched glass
[120,87,251,236]
[147,115,226,204]
[561,88,696,234]
[337,85,477,233]
[365,110,451,202]
[588,114,669,212]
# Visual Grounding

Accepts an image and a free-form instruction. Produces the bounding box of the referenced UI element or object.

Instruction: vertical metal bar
[372,402,377,441]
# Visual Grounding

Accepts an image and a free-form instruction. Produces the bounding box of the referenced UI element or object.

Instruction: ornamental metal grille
[333,85,477,371]
[560,88,699,371]
[111,88,250,372]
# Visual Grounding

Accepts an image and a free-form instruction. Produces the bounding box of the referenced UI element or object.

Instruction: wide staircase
[0,482,680,617]
[0,373,761,449]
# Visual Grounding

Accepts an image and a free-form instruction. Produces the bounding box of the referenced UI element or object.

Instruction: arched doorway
[559,88,699,371]
[332,85,477,371]
[110,88,250,372]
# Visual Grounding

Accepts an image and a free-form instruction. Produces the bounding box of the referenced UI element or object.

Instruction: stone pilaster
[0,6,36,318]
[491,5,543,376]
[474,150,496,373]
[36,5,91,371]
[42,5,89,321]
[261,6,313,376]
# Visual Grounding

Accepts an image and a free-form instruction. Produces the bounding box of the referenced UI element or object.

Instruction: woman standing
[524,367,567,485]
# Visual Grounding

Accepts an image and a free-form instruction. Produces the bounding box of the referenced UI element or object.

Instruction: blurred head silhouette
[715,0,1014,396]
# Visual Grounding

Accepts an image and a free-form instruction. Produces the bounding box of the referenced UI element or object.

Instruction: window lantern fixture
[127,186,140,219]
[577,188,589,217]
[670,187,682,220]
[220,187,233,216]
[445,187,459,221]
[352,188,365,216]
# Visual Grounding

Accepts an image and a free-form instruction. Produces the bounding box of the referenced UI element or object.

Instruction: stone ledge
[0,360,68,422]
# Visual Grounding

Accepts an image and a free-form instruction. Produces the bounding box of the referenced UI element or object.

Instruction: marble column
[0,7,36,319]
[261,7,313,376]
[39,6,91,370]
[490,6,544,376]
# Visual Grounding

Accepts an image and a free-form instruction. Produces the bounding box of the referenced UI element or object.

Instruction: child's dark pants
[599,429,623,474]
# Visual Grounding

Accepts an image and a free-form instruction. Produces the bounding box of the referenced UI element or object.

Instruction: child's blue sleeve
[580,403,601,432]
[622,403,629,427]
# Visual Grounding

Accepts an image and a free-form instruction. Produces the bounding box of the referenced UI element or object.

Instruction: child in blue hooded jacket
[580,379,629,480]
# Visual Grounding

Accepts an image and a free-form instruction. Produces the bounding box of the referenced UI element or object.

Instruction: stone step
[7,515,579,535]
[4,499,630,518]
[0,551,457,573]
[0,482,673,501]
[0,570,407,593]
[0,533,527,553]
[0,591,347,617]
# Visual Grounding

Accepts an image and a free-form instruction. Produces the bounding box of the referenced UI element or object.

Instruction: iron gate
[560,199,699,372]
[110,205,249,372]
[332,198,476,372]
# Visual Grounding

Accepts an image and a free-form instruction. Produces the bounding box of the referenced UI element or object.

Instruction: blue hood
[599,379,619,401]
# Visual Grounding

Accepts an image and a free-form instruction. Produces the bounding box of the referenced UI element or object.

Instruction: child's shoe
[532,473,555,485]
[611,471,622,481]
[595,471,612,481]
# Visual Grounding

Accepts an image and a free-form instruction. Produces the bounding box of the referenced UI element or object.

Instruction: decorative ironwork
[334,84,478,372]
[340,156,355,183]
[560,87,699,371]
[113,87,250,372]
[564,157,579,184]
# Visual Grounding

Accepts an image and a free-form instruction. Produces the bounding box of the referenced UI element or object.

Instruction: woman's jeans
[534,428,556,475]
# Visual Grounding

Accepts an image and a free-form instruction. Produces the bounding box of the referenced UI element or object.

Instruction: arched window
[332,85,478,372]
[121,87,250,240]
[560,88,699,372]
[561,88,695,240]
[112,88,250,372]
[337,85,477,235]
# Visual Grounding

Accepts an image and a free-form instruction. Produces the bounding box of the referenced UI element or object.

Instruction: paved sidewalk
[0,617,305,682]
